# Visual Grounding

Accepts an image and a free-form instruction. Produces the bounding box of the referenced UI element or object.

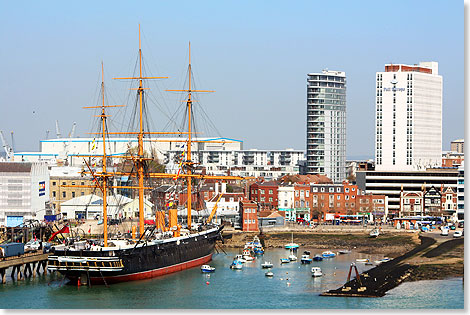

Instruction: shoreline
[221,230,464,284]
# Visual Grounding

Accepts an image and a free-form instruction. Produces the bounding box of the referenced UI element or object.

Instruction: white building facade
[0,162,50,226]
[307,70,347,183]
[277,186,295,221]
[375,62,442,171]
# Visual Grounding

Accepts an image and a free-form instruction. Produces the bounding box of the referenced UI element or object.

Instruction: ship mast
[166,42,214,229]
[81,63,126,247]
[114,25,168,237]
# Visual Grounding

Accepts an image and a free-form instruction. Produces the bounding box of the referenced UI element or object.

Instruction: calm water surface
[0,248,463,309]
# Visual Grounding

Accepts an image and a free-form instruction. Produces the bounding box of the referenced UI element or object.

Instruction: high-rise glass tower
[306,70,346,182]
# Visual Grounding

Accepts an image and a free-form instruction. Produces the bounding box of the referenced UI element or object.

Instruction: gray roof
[0,162,32,173]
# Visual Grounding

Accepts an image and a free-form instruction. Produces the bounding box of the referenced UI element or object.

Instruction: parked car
[453,231,462,238]
[24,240,42,253]
[450,225,456,230]
[440,229,449,236]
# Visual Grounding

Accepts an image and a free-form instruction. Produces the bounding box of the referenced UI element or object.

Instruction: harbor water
[0,248,463,309]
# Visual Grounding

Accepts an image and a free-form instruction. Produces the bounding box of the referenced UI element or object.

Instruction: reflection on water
[0,248,463,309]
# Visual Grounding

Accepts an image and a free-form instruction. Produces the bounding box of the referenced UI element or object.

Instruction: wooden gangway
[0,252,50,283]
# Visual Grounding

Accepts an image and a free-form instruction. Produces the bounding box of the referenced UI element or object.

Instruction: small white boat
[261,261,273,268]
[369,229,380,238]
[234,254,246,263]
[374,260,383,265]
[380,257,391,263]
[356,258,369,263]
[311,267,322,277]
[242,249,254,261]
[322,251,336,258]
[265,271,274,277]
[338,250,351,254]
[280,258,290,264]
[288,254,297,261]
[301,254,313,264]
[201,265,215,273]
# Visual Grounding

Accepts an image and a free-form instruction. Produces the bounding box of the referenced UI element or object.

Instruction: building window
[261,189,265,194]
[306,190,309,197]
[337,195,341,200]
[313,187,318,192]
[52,191,56,198]
[269,190,273,194]
[81,192,84,196]
[62,192,66,198]
[62,182,66,186]
[345,188,349,193]
[72,192,75,198]
[52,182,56,186]
[269,197,273,202]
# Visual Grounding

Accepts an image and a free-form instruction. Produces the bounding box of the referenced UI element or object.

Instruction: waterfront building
[457,161,464,221]
[258,211,285,228]
[120,197,154,220]
[451,139,464,154]
[277,185,295,221]
[309,182,359,221]
[399,191,423,217]
[375,62,442,171]
[293,184,311,221]
[239,200,258,232]
[249,181,279,210]
[307,70,347,182]
[59,194,133,220]
[49,166,99,213]
[356,168,459,217]
[205,190,245,228]
[0,162,50,226]
[440,186,457,218]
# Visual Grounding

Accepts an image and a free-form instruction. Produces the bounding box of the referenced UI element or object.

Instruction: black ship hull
[48,226,222,284]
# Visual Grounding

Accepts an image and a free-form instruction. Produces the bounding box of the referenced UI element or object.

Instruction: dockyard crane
[0,130,14,161]
[206,193,224,224]
[55,120,62,138]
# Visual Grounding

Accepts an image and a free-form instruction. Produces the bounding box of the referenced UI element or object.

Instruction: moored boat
[261,261,273,268]
[311,267,322,277]
[300,251,312,264]
[230,260,243,270]
[322,251,336,258]
[280,258,290,264]
[265,271,274,277]
[313,254,323,261]
[338,250,351,254]
[201,265,215,273]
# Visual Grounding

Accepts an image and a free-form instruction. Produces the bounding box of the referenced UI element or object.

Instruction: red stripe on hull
[89,253,213,284]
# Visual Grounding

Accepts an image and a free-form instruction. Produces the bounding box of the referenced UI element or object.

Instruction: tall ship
[47,26,245,285]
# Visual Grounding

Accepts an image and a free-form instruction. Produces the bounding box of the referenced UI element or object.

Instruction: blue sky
[0,0,464,158]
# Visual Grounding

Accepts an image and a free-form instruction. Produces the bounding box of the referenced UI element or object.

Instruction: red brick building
[239,200,259,232]
[249,181,278,210]
[309,181,387,221]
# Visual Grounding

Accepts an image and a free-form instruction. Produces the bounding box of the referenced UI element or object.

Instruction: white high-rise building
[306,70,347,182]
[375,62,442,171]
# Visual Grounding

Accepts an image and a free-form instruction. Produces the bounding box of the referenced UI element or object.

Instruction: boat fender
[206,281,210,285]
